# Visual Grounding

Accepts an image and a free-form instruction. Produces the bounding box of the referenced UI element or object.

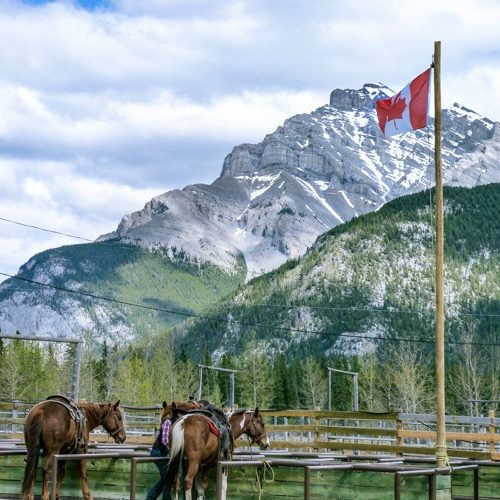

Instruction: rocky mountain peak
[329,82,390,111]
[2,83,500,340]
[106,83,500,279]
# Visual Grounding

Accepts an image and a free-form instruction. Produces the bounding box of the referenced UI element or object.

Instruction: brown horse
[161,400,206,423]
[162,407,269,500]
[21,396,126,500]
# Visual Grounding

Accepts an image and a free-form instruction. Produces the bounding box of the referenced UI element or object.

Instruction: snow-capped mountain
[1,83,499,340]
[102,83,500,279]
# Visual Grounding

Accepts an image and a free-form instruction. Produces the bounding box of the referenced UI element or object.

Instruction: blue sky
[23,0,111,8]
[1,0,500,280]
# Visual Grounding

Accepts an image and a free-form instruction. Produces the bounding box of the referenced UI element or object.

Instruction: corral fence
[1,402,498,461]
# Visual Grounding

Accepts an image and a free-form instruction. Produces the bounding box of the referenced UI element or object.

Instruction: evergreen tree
[96,340,109,400]
[287,359,304,409]
[218,354,237,408]
[328,355,353,411]
[58,343,77,397]
[0,337,3,389]
[272,354,288,409]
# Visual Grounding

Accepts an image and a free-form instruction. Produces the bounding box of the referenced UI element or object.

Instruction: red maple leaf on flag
[376,92,407,133]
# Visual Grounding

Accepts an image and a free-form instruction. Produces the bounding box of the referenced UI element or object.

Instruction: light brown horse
[162,407,269,500]
[21,397,126,500]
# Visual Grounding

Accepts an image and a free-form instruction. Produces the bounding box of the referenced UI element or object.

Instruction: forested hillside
[169,183,499,413]
[0,242,245,344]
[1,184,498,415]
[176,184,499,357]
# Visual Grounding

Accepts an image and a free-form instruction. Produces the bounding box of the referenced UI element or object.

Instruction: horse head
[243,407,270,450]
[102,400,126,444]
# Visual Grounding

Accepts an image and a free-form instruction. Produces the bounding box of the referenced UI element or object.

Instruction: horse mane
[230,409,247,416]
[78,402,112,429]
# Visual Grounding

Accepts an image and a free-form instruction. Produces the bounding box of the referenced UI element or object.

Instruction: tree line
[0,327,497,418]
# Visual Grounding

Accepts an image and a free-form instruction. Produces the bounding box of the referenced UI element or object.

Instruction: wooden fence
[257,409,499,460]
[1,402,498,461]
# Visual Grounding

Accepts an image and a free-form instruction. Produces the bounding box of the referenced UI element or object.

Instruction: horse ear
[113,400,120,410]
[254,407,260,417]
[162,401,167,408]
[171,401,177,408]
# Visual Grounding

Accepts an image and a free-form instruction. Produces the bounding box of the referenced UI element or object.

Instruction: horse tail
[164,418,185,497]
[21,412,43,497]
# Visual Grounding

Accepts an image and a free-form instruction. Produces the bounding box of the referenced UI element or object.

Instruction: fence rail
[1,401,498,460]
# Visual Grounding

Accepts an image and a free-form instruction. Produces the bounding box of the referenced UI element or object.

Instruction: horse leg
[21,449,39,500]
[202,468,213,498]
[183,461,199,500]
[194,469,206,500]
[41,455,52,500]
[22,472,36,500]
[55,460,66,500]
[23,481,35,500]
[79,459,93,500]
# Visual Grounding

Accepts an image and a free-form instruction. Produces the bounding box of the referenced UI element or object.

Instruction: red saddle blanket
[204,417,221,438]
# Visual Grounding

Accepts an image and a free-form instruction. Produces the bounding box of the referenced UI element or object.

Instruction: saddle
[187,404,233,460]
[170,400,204,422]
[46,394,87,453]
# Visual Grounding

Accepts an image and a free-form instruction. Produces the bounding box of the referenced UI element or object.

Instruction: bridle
[104,407,124,439]
[242,412,268,446]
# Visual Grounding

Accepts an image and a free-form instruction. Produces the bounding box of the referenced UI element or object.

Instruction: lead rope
[436,449,452,472]
[252,460,275,500]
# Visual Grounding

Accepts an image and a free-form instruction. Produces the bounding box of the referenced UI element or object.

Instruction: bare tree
[448,323,489,416]
[359,352,385,412]
[0,346,24,400]
[239,341,274,408]
[382,344,433,413]
[301,357,327,409]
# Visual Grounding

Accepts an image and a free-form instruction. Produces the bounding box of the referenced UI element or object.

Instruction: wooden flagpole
[433,40,449,469]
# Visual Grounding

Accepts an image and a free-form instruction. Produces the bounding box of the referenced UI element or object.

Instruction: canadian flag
[375,68,431,137]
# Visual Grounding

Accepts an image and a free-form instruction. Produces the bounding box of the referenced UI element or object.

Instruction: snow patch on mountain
[2,82,500,341]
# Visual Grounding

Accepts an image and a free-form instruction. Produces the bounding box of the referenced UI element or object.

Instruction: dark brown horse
[162,407,269,500]
[21,396,126,500]
[161,400,206,422]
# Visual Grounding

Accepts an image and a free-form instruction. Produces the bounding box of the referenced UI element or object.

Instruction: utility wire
[2,214,498,317]
[0,216,94,242]
[2,275,498,319]
[0,272,498,347]
[0,216,136,251]
[1,216,498,320]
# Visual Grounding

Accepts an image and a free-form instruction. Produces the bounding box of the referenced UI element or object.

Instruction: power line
[2,216,498,319]
[0,272,498,348]
[238,303,500,318]
[2,277,499,319]
[0,216,95,242]
[0,216,136,251]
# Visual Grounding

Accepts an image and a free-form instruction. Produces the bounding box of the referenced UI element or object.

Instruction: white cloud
[0,0,499,281]
[0,160,161,277]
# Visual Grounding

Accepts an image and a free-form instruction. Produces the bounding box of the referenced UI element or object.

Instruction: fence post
[313,414,320,451]
[396,412,403,457]
[488,409,496,460]
[11,400,19,435]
